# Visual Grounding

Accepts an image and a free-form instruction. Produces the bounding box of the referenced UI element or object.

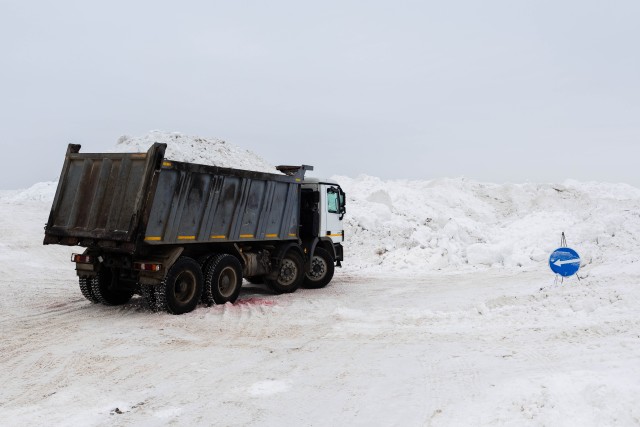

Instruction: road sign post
[549,247,580,277]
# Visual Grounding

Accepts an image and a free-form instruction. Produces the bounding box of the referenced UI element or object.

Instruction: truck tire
[303,247,335,289]
[155,257,203,315]
[202,254,243,305]
[266,249,304,294]
[90,268,134,306]
[79,276,99,303]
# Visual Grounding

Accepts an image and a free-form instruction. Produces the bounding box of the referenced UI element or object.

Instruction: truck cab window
[327,188,339,213]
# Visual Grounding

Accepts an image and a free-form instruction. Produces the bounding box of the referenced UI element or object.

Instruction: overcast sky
[1,0,639,189]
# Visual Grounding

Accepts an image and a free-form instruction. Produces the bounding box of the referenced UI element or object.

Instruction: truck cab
[300,178,345,266]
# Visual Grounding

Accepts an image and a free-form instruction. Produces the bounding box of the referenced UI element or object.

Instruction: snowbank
[336,175,640,275]
[6,132,640,277]
[0,181,58,204]
[6,174,640,277]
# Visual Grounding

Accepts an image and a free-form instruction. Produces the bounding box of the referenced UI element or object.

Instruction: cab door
[323,185,345,243]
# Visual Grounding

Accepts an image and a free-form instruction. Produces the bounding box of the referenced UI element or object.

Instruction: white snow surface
[110,131,279,174]
[339,175,640,276]
[2,139,640,425]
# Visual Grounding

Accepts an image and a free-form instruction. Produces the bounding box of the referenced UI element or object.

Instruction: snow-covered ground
[1,133,640,426]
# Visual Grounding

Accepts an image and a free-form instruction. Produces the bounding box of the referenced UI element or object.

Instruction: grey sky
[1,0,639,189]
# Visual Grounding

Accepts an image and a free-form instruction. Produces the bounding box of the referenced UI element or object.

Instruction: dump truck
[43,143,345,314]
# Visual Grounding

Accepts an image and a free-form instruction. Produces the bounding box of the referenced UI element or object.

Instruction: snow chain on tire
[89,269,134,306]
[79,276,99,303]
[202,254,225,305]
[90,276,111,305]
[202,253,243,305]
[153,257,204,315]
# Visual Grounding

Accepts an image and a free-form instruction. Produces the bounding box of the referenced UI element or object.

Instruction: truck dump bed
[143,158,300,245]
[44,143,302,250]
[44,144,164,244]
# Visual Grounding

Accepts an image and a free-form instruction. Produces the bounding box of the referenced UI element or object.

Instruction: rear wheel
[155,257,203,315]
[79,276,99,303]
[90,268,134,306]
[303,247,335,289]
[202,254,243,305]
[265,249,304,294]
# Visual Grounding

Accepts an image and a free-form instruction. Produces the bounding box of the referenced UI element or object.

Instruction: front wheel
[155,257,203,315]
[303,247,335,289]
[265,249,304,294]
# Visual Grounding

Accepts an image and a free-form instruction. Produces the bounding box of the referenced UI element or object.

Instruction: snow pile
[10,173,640,277]
[1,181,58,204]
[337,175,640,275]
[6,132,640,276]
[111,131,278,174]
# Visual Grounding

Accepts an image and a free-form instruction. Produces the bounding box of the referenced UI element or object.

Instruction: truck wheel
[202,254,243,305]
[155,257,203,314]
[266,250,304,294]
[90,268,134,306]
[79,276,99,303]
[303,247,335,289]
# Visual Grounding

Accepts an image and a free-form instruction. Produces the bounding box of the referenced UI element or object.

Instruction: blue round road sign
[549,247,581,277]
